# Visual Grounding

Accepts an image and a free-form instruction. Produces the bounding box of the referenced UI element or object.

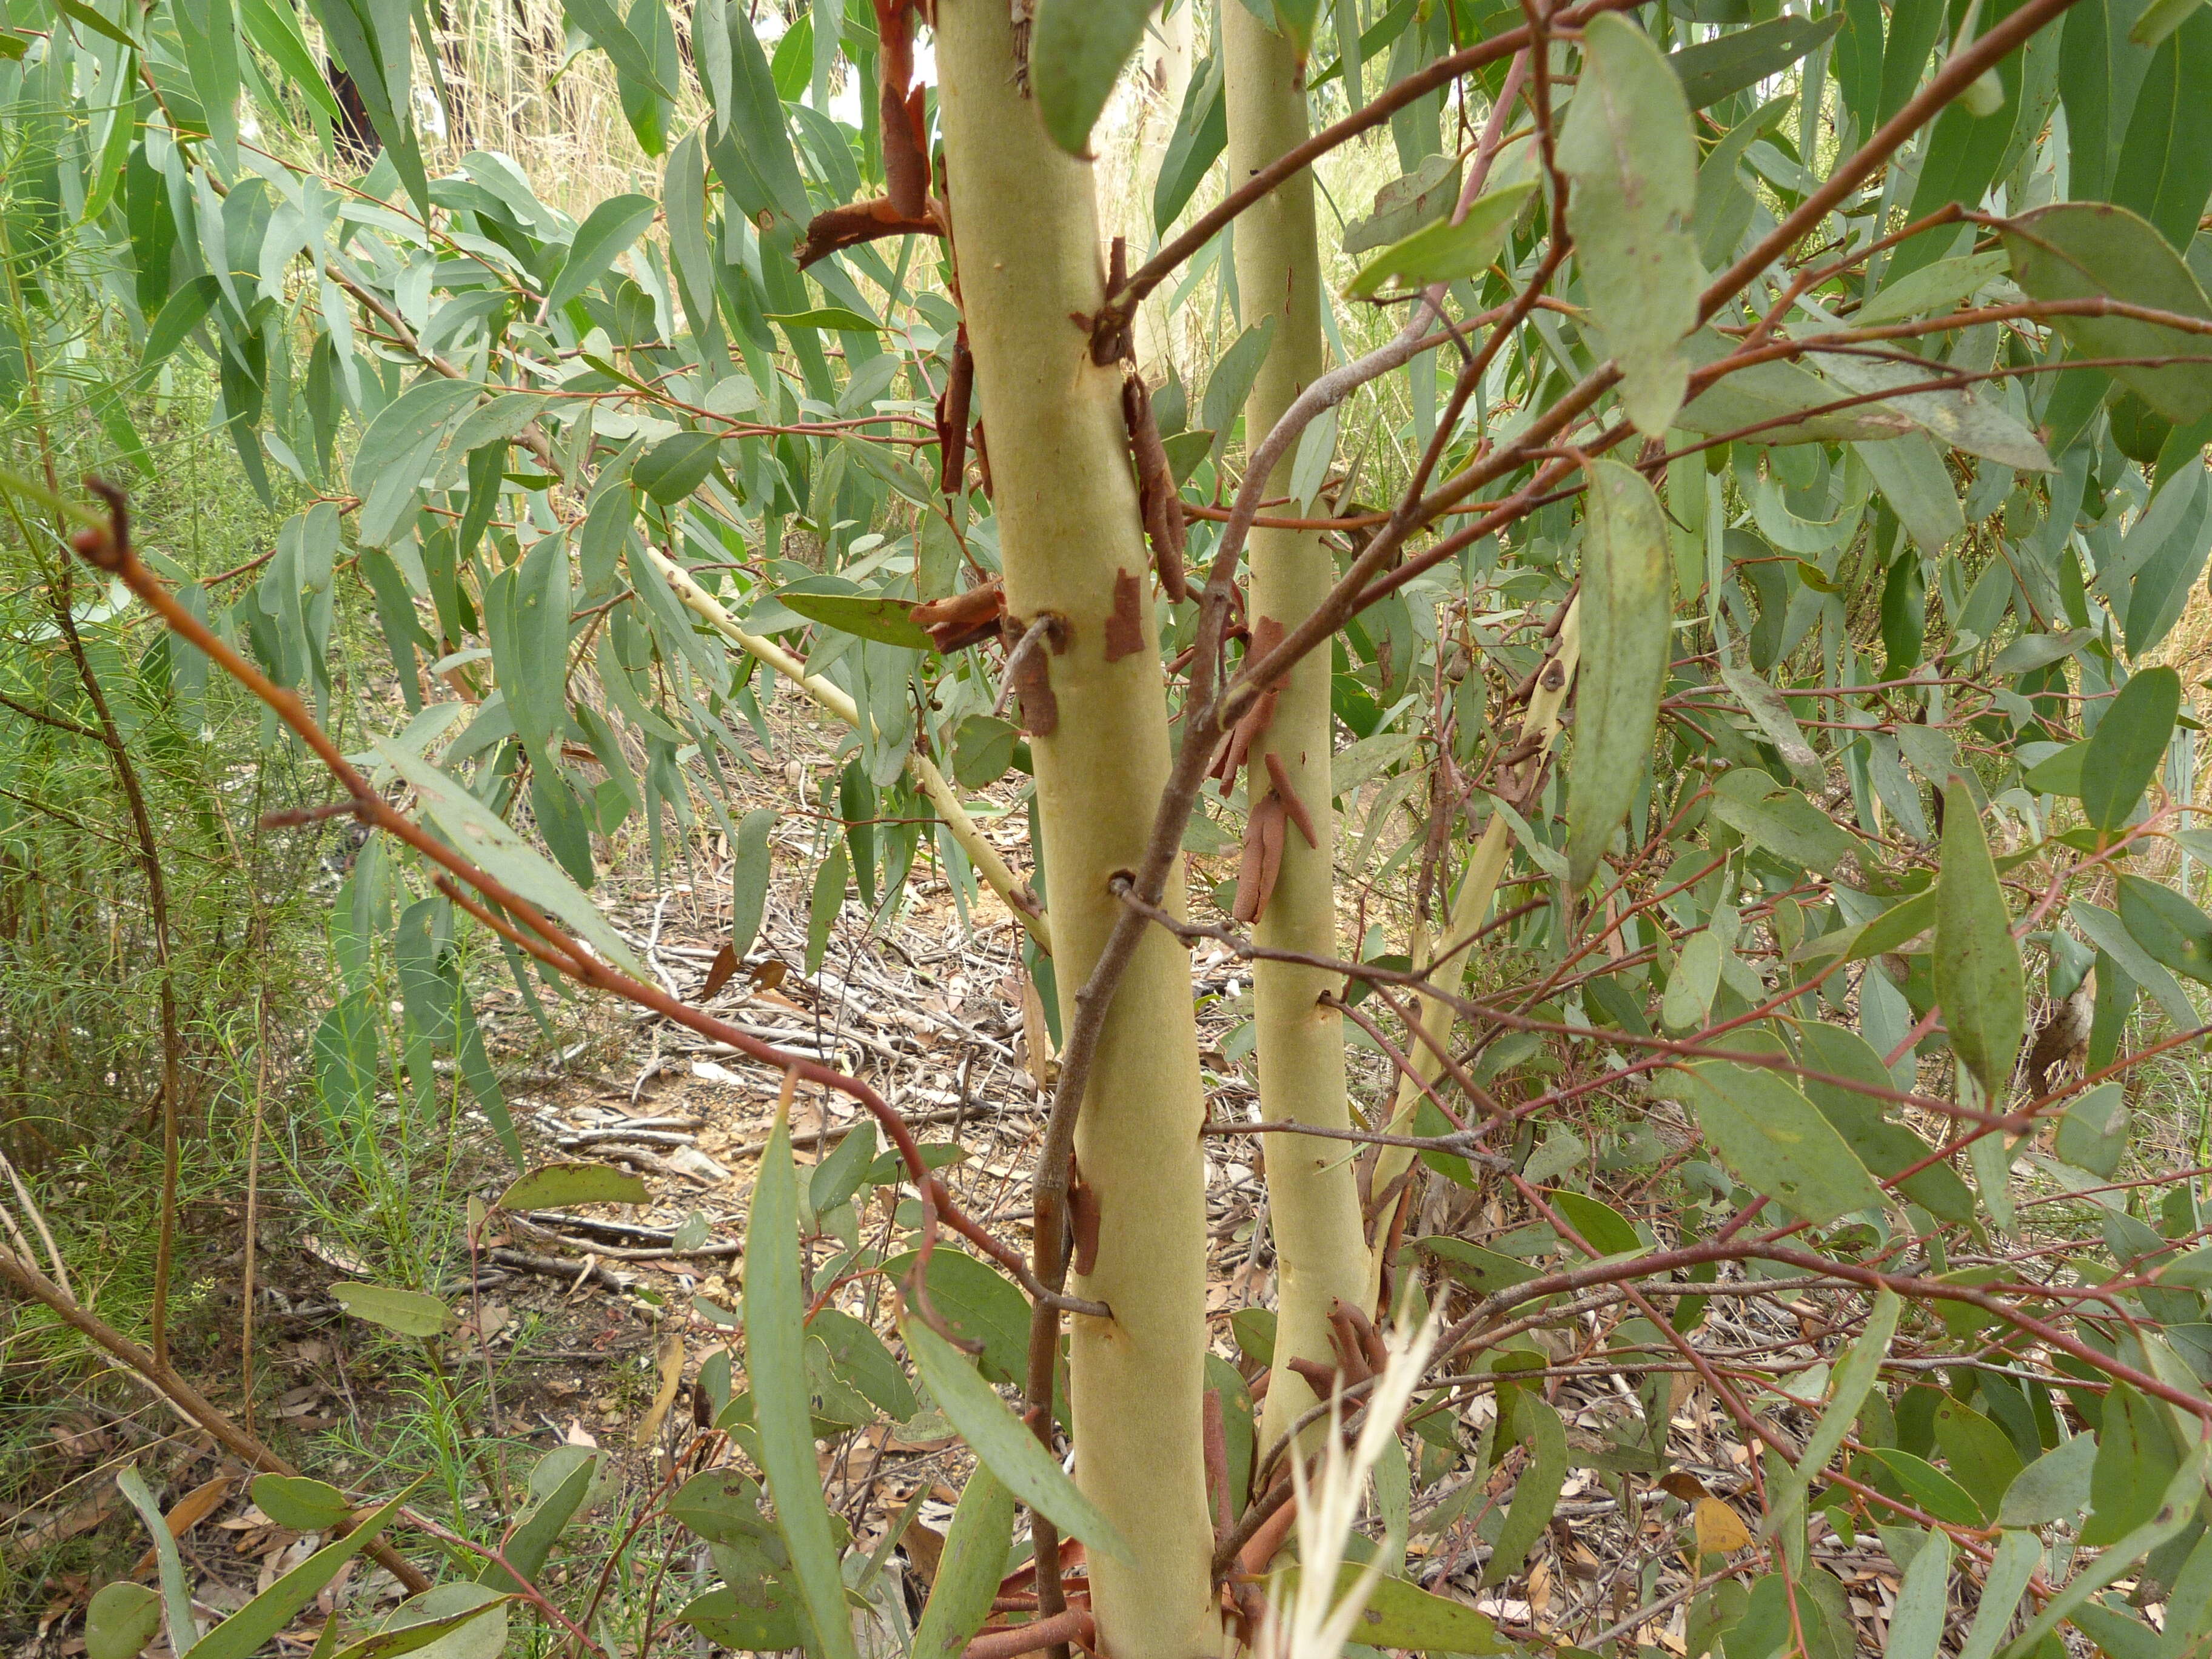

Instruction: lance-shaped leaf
[1668,12,1842,107]
[1155,50,1227,232]
[1030,0,1151,154]
[910,1468,1014,1659]
[1673,1063,1886,1223]
[181,1481,421,1659]
[544,193,658,315]
[2001,201,2212,423]
[1342,181,1538,300]
[1766,1289,1899,1537]
[1560,13,1704,436]
[2081,665,2180,828]
[1481,1394,1567,1586]
[116,1467,195,1657]
[744,1110,861,1659]
[902,1314,1133,1563]
[1932,778,2024,1101]
[371,739,647,979]
[1567,460,1672,888]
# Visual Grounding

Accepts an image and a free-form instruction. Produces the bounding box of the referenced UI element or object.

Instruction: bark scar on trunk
[1104,568,1146,662]
[1004,612,1067,735]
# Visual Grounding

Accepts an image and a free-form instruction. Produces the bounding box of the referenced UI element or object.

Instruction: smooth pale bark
[1222,9,1372,1462]
[1363,603,1583,1304]
[936,7,1217,1656]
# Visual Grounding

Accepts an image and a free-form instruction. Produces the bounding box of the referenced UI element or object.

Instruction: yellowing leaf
[1693,1496,1751,1554]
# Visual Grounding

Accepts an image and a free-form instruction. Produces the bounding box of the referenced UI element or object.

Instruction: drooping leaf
[1154,50,1227,232]
[1566,459,1672,888]
[1668,12,1842,108]
[544,193,659,315]
[909,1467,1015,1659]
[142,275,224,369]
[1932,779,2025,1101]
[2081,665,2181,827]
[743,1110,862,1659]
[1883,1530,1953,1659]
[478,1450,600,1592]
[632,431,725,504]
[902,1315,1134,1563]
[1030,0,1151,153]
[729,808,776,960]
[1795,1025,1977,1222]
[1481,1393,1567,1584]
[1559,13,1704,435]
[2109,11,2212,253]
[372,739,648,977]
[2116,873,2212,984]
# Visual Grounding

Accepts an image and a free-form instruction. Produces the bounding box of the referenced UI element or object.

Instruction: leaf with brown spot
[1104,568,1145,662]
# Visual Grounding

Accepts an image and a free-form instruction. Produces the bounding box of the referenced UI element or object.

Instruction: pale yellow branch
[1365,596,1583,1301]
[635,544,1050,952]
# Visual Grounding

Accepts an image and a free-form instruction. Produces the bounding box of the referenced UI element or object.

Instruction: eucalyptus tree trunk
[1221,8,1372,1460]
[935,6,1217,1654]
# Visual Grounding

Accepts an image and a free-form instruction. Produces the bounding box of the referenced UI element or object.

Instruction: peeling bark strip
[871,0,931,216]
[1207,615,1287,788]
[1262,749,1318,849]
[1068,1163,1100,1276]
[1233,790,1287,923]
[795,197,942,269]
[1103,568,1145,662]
[937,326,974,494]
[910,576,1003,653]
[1120,371,1188,601]
[971,418,993,498]
[1007,622,1059,735]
